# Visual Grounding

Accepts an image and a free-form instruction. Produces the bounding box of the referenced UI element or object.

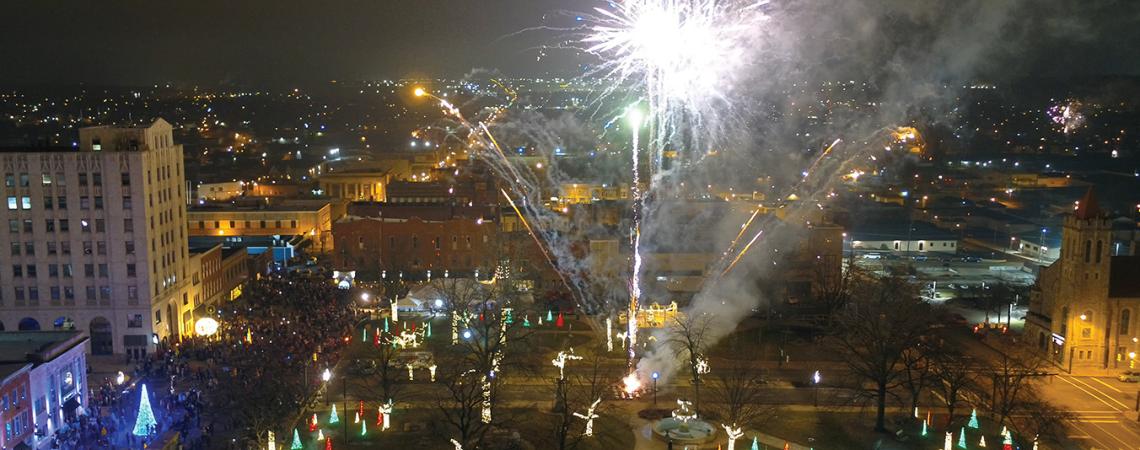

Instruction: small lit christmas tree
[325,436,333,450]
[426,321,433,337]
[329,404,340,424]
[547,310,554,323]
[523,315,531,327]
[1002,431,1013,450]
[751,437,760,450]
[968,408,980,428]
[309,414,318,432]
[922,419,928,436]
[384,317,390,333]
[957,427,967,448]
[132,384,158,436]
[979,435,987,447]
[361,419,367,436]
[291,428,303,450]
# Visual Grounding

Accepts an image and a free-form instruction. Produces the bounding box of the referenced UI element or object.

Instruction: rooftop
[0,331,87,365]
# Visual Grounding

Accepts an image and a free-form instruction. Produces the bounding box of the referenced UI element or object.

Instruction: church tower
[1052,188,1113,371]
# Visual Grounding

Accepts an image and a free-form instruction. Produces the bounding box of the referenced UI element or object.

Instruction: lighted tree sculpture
[132,384,158,437]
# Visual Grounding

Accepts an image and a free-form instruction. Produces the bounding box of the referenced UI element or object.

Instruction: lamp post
[812,370,821,407]
[651,372,659,406]
[322,368,332,405]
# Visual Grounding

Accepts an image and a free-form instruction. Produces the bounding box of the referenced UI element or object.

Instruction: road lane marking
[1068,376,1132,410]
[1072,422,1117,450]
[1086,420,1139,449]
[1058,376,1127,411]
[1091,377,1124,393]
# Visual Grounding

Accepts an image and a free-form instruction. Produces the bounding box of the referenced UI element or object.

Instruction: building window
[92,173,101,186]
[24,242,33,256]
[81,219,91,233]
[92,138,101,151]
[23,219,32,233]
[1095,240,1103,264]
[84,264,94,277]
[128,264,136,277]
[126,241,135,254]
[1084,240,1091,263]
[1121,309,1131,335]
[79,173,87,185]
[59,219,68,232]
[7,196,16,210]
[94,196,103,209]
[124,219,133,232]
[43,196,52,209]
[61,241,70,254]
[128,314,143,328]
[3,174,12,187]
[45,219,54,232]
[96,219,105,232]
[123,196,132,209]
[47,242,56,255]
[19,173,29,187]
[121,173,130,186]
[57,196,67,209]
[154,310,162,324]
[80,197,90,209]
[12,265,22,277]
[9,243,18,256]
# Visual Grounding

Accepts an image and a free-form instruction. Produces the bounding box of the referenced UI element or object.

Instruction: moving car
[1118,371,1140,383]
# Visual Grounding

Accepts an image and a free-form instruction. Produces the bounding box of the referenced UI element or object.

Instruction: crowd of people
[55,272,353,449]
[174,273,355,448]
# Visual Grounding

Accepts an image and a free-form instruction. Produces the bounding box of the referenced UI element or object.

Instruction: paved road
[1044,374,1140,450]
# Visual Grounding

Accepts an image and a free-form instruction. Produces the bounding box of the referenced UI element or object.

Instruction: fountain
[652,399,717,445]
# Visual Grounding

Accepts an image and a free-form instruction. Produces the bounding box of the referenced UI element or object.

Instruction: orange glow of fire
[622,372,642,395]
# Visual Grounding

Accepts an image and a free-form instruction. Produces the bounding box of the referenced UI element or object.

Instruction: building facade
[0,119,190,357]
[0,331,88,448]
[1025,190,1140,375]
[187,199,334,253]
[333,203,497,279]
[0,364,31,450]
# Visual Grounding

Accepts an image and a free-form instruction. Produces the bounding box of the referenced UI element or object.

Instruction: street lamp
[651,372,660,406]
[322,368,332,405]
[361,293,370,302]
[812,370,822,407]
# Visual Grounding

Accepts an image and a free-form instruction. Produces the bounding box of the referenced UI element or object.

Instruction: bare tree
[816,254,859,321]
[706,361,778,450]
[832,274,931,432]
[667,313,715,416]
[985,347,1050,427]
[550,353,614,450]
[931,349,976,428]
[435,363,496,448]
[899,344,936,416]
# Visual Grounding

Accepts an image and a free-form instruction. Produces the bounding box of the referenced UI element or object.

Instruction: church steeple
[1073,187,1101,220]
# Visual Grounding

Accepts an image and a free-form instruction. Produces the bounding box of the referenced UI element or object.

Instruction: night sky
[2,0,1139,86]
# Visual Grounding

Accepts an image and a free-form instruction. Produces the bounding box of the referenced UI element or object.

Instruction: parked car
[1118,371,1140,383]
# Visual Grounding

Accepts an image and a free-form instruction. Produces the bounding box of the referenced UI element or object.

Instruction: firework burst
[1047,101,1085,135]
[583,0,771,160]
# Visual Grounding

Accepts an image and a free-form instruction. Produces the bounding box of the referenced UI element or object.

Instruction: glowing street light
[651,371,660,406]
[322,368,332,382]
[413,87,426,97]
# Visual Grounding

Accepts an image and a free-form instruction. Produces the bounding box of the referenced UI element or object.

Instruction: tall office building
[0,119,190,358]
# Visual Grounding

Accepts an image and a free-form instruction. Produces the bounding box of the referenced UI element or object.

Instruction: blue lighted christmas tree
[968,408,980,428]
[132,384,158,436]
[329,404,340,424]
[957,427,967,448]
[751,436,760,450]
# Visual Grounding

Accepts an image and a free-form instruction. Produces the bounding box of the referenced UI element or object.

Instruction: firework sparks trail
[500,188,579,299]
[627,106,645,366]
[415,86,588,308]
[720,230,763,277]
